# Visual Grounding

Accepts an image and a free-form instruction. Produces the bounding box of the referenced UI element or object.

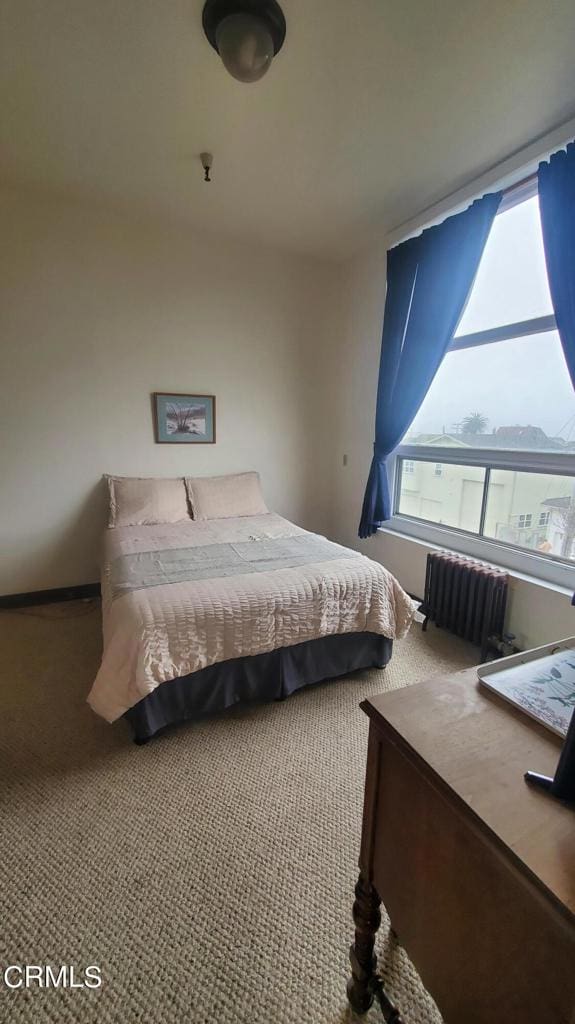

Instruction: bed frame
[124,631,393,743]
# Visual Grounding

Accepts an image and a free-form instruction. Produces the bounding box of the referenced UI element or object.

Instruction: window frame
[389,450,575,587]
[389,178,575,590]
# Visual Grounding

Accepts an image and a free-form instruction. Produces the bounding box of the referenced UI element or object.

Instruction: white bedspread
[88,514,415,722]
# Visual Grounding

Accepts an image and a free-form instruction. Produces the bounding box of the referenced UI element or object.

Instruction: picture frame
[153,392,216,444]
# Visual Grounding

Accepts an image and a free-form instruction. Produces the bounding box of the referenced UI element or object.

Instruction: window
[483,472,574,556]
[516,514,532,529]
[396,459,575,567]
[454,194,553,335]
[397,460,486,532]
[404,329,572,452]
[391,184,575,586]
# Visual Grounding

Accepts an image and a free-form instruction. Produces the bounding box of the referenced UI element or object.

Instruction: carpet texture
[0,601,478,1024]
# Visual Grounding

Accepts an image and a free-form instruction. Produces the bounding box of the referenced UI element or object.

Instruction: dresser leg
[347,872,381,1014]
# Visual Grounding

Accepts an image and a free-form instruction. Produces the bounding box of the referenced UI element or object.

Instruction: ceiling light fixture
[202,0,286,84]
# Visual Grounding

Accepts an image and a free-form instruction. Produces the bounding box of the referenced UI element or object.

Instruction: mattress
[88,513,415,722]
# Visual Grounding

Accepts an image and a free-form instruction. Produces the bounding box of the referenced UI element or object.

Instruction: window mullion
[392,454,401,516]
[479,466,490,536]
[450,314,557,352]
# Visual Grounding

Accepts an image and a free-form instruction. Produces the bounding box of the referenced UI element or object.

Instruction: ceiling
[2,0,575,259]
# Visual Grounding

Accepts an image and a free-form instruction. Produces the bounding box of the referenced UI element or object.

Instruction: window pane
[397,460,485,532]
[405,331,575,453]
[484,470,575,561]
[455,195,553,336]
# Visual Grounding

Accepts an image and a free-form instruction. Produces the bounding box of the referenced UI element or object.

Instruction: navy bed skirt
[124,631,393,743]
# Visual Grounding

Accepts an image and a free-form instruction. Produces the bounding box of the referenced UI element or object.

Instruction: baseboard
[0,582,101,609]
[0,582,420,611]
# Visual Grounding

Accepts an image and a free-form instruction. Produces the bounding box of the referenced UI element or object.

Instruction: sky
[409,330,575,441]
[407,196,575,443]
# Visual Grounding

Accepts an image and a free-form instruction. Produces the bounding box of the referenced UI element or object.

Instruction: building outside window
[391,186,575,587]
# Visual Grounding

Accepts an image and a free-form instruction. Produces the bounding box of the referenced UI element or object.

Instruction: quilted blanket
[88,513,415,722]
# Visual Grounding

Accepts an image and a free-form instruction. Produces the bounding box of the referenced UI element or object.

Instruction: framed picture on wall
[153,392,216,444]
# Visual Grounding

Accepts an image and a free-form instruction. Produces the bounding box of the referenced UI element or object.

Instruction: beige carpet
[0,601,478,1024]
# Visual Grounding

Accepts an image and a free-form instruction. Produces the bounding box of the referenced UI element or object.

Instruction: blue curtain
[539,142,575,389]
[539,143,575,604]
[358,191,502,539]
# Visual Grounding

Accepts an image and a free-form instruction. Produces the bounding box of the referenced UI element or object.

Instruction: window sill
[378,520,575,597]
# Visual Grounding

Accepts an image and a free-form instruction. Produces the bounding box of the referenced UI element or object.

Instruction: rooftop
[408,427,569,452]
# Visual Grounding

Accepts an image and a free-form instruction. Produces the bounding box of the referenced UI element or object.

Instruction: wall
[0,187,339,594]
[3,163,574,647]
[327,241,575,649]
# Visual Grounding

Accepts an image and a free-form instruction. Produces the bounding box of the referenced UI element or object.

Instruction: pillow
[105,476,190,528]
[185,471,269,521]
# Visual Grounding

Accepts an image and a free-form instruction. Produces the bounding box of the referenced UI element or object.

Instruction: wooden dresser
[347,668,575,1024]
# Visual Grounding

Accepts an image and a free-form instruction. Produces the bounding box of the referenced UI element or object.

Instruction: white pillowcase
[185,472,269,521]
[105,476,190,528]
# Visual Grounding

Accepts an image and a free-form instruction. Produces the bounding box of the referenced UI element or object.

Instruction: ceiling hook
[200,152,213,182]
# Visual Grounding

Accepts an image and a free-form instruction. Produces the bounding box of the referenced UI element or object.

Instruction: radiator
[419,551,508,659]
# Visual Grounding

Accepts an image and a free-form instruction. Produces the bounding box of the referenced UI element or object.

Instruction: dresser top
[364,668,575,921]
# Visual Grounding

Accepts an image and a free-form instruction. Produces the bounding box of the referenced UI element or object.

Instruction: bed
[88,491,415,742]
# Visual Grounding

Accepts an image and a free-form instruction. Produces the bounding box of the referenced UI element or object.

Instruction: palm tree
[461,412,488,435]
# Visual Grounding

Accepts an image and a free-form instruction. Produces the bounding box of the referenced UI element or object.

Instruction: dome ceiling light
[202,0,286,84]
